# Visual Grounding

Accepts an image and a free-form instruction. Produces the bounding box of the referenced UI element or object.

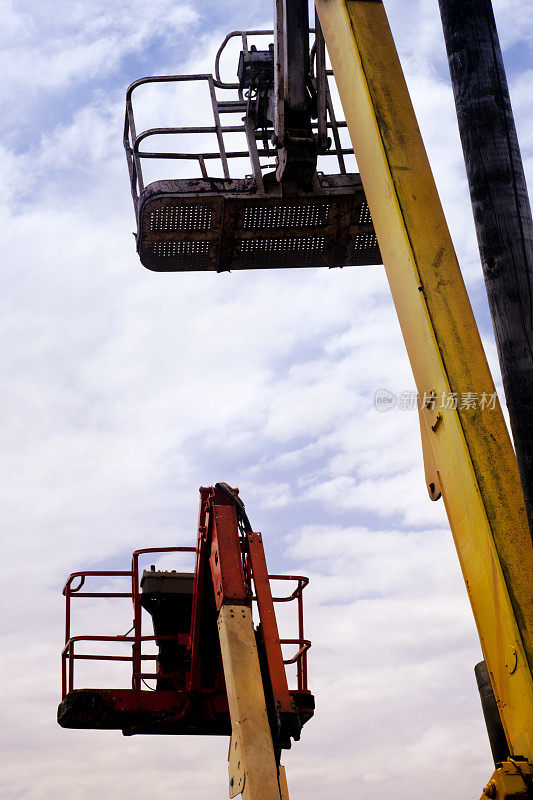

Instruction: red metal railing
[62,547,195,699]
[62,550,310,698]
[264,575,310,693]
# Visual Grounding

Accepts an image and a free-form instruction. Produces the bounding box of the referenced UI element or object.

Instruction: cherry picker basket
[58,485,313,749]
[124,30,381,272]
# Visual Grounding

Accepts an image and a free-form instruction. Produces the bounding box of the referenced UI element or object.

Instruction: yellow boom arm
[315,0,533,791]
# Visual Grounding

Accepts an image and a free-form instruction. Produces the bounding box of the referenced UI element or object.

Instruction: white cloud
[0,1,198,96]
[1,1,531,798]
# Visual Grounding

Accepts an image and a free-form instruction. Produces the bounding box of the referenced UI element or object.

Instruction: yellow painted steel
[218,605,284,800]
[480,759,533,800]
[315,0,533,761]
[278,765,290,800]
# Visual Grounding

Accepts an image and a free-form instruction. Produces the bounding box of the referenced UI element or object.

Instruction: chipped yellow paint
[315,0,533,760]
[480,759,533,800]
[218,605,283,800]
[278,765,290,800]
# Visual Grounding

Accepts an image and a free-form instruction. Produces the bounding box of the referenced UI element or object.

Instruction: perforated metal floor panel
[136,175,381,272]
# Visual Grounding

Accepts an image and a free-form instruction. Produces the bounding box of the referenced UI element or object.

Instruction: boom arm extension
[200,484,295,800]
[315,0,533,790]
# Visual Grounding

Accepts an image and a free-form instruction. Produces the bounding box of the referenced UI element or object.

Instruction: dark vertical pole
[438,0,533,540]
[474,661,510,765]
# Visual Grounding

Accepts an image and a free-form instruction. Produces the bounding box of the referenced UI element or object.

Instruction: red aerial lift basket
[58,485,313,750]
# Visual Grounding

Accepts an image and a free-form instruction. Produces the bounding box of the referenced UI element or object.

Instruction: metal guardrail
[61,547,195,697]
[62,549,311,698]
[123,30,351,206]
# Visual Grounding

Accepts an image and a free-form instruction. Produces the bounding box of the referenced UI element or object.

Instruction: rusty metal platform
[124,31,383,273]
[137,174,380,272]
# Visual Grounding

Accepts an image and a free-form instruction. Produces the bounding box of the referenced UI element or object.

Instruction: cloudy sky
[1,1,531,799]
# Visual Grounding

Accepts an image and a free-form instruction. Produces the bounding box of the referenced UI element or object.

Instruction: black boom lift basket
[123,23,381,272]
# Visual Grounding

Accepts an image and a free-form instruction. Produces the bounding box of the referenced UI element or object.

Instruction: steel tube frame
[61,545,310,697]
[123,30,351,206]
[62,547,195,696]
